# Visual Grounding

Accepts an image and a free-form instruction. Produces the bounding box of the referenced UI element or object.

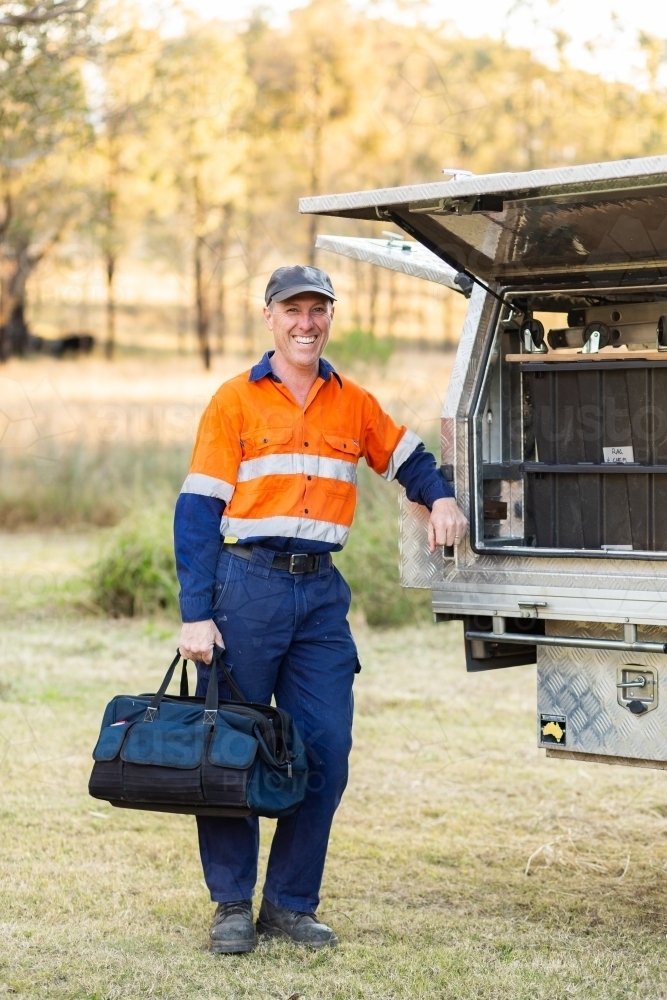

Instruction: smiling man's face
[263,293,334,374]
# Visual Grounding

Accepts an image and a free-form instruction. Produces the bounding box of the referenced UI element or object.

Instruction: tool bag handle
[144,646,246,722]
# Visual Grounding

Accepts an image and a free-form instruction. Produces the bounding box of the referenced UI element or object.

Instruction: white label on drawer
[603,446,634,464]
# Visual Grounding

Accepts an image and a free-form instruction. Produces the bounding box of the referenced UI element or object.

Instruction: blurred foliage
[335,463,431,627]
[17,441,433,626]
[326,328,394,369]
[87,507,179,617]
[0,443,189,529]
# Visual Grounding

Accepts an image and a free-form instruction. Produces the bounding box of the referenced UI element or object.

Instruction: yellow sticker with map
[540,715,566,745]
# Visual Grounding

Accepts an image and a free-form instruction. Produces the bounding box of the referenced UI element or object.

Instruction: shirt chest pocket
[239,426,294,493]
[241,426,293,460]
[319,431,360,498]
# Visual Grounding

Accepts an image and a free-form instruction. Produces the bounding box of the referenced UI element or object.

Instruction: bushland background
[4,1,667,997]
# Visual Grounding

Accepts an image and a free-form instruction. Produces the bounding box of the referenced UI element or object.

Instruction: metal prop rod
[465,630,667,654]
[384,210,513,311]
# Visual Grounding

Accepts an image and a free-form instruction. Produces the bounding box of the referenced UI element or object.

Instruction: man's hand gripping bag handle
[143,645,247,723]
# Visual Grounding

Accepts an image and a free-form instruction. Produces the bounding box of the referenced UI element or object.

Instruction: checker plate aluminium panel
[538,623,667,761]
[314,235,462,289]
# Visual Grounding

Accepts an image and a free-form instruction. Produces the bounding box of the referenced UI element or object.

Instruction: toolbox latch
[617,665,658,715]
[518,601,547,619]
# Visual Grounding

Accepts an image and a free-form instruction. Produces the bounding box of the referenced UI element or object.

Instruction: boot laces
[215,900,251,921]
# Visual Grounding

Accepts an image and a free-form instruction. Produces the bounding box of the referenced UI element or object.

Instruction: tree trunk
[194,237,210,369]
[103,143,119,361]
[0,253,32,359]
[242,270,254,355]
[353,258,363,330]
[193,174,211,370]
[215,259,225,355]
[387,270,396,339]
[105,254,116,360]
[368,263,379,337]
[215,204,232,355]
[306,62,323,266]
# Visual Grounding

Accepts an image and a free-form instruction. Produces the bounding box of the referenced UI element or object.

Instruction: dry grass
[3,544,667,997]
[3,354,667,996]
[0,349,454,444]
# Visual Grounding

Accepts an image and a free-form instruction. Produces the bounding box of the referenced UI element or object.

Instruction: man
[175,264,468,954]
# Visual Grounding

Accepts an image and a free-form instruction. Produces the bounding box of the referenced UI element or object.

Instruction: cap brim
[269,284,336,304]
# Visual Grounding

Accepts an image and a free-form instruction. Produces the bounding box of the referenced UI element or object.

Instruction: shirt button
[307,476,312,481]
[304,442,309,447]
[304,508,309,514]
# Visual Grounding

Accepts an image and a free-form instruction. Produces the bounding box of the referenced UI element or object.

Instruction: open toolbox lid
[314,233,466,292]
[301,156,667,289]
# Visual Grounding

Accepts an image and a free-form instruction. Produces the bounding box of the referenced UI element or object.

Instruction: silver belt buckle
[288,553,312,574]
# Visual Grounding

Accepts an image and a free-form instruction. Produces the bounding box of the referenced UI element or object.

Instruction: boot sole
[256,922,338,949]
[210,937,257,954]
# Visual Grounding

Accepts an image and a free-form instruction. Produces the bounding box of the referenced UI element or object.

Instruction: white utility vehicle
[303,156,667,769]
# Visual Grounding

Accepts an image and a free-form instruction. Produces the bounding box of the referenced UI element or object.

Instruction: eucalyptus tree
[83,11,161,359]
[150,21,251,368]
[0,0,93,357]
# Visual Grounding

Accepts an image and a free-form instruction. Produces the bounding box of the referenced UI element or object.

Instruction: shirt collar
[249,350,341,386]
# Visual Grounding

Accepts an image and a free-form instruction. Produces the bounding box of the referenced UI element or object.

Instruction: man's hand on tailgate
[427,497,468,553]
[179,619,223,664]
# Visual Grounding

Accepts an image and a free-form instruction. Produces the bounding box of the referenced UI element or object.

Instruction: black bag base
[109,799,252,818]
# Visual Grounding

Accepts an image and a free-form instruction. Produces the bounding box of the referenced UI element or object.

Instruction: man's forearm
[395,442,453,509]
[174,493,225,622]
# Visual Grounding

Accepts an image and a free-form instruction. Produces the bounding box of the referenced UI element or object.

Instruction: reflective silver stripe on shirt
[180,473,235,503]
[220,514,350,547]
[381,428,422,481]
[237,452,357,485]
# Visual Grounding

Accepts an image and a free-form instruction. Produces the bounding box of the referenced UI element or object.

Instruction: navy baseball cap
[265,265,336,306]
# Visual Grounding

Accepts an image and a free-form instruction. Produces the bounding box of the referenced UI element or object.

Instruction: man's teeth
[295,336,316,344]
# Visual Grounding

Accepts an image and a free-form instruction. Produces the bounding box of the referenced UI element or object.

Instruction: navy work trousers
[195,546,358,913]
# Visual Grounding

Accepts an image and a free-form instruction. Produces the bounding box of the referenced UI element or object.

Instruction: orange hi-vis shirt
[181,354,420,549]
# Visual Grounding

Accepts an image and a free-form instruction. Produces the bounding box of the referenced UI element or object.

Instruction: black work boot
[256,896,338,948]
[209,900,256,954]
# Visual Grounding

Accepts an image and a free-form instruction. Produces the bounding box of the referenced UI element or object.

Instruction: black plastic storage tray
[523,361,667,551]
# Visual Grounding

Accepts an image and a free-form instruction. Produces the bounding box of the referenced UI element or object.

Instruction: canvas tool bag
[88,647,308,818]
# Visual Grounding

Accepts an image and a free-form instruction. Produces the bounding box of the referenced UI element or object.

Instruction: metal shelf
[523,462,667,474]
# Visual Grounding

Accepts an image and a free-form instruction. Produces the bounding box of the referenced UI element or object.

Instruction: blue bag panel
[208,726,258,769]
[216,708,256,737]
[151,701,205,725]
[246,760,308,818]
[245,719,308,818]
[98,696,149,732]
[121,722,205,769]
[93,722,132,761]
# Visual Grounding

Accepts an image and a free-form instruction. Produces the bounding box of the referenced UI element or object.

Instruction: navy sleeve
[174,493,225,622]
[395,442,454,509]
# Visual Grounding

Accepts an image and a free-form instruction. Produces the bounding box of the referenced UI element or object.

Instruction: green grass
[2,613,667,998]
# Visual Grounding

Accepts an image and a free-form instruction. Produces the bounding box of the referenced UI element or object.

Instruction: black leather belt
[223,543,331,574]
